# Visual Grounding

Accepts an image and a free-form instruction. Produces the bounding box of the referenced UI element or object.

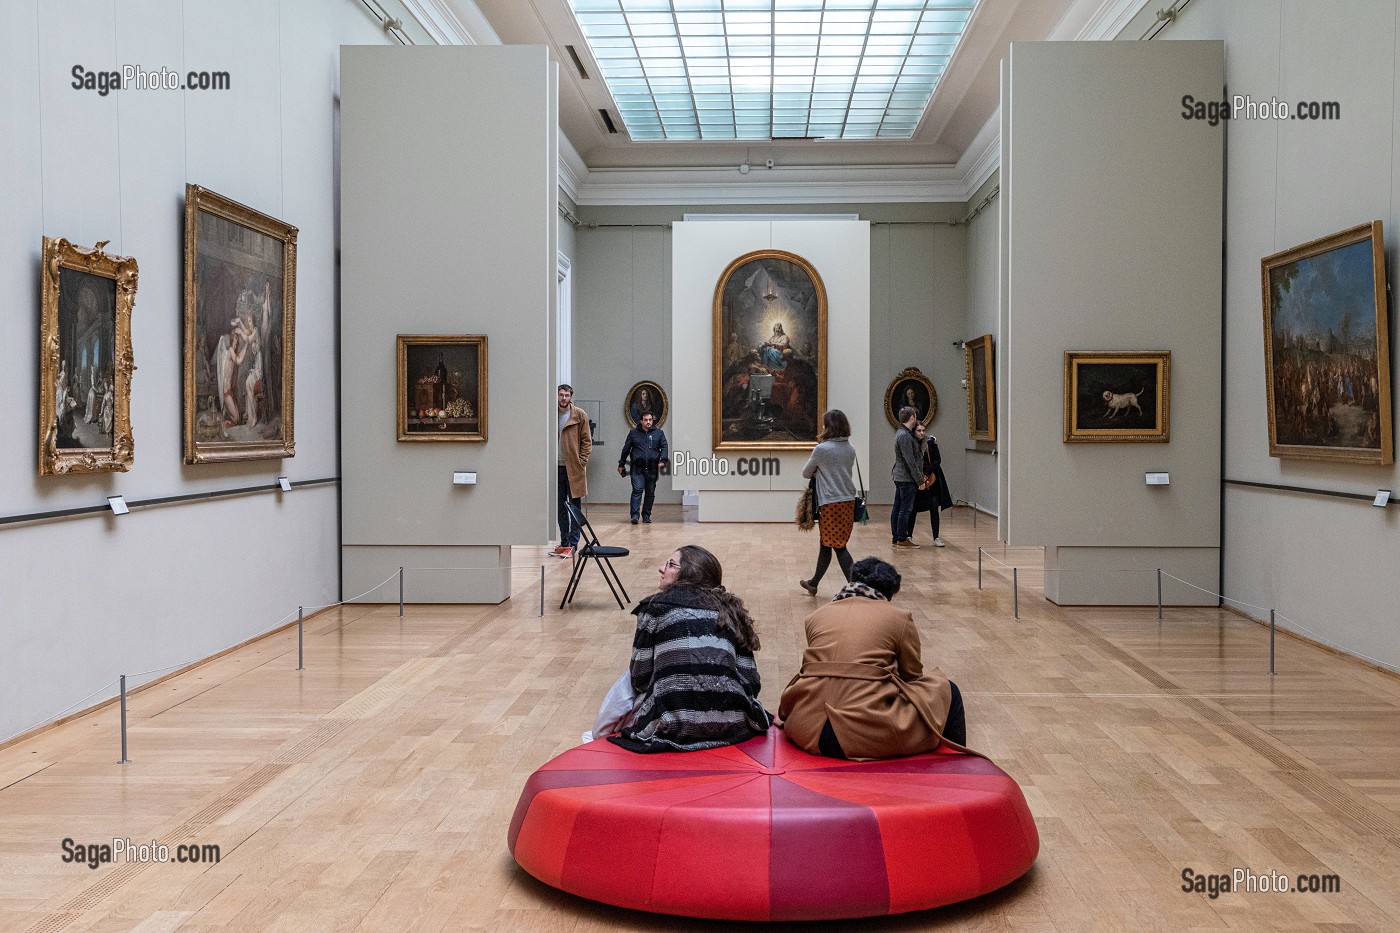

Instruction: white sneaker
[581,731,594,744]
[933,537,946,547]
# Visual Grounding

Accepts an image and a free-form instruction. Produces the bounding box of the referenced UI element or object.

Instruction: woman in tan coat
[779,557,966,760]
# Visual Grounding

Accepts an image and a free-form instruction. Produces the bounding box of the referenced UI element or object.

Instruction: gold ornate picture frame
[183,184,297,464]
[396,335,488,442]
[1063,351,1170,443]
[40,237,138,475]
[1261,221,1392,464]
[712,249,827,450]
[965,334,995,442]
[884,367,937,428]
[624,380,668,429]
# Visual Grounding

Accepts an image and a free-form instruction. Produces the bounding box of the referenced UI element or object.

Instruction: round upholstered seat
[508,727,1038,921]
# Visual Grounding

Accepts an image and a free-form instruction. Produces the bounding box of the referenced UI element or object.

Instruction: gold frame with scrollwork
[39,237,138,476]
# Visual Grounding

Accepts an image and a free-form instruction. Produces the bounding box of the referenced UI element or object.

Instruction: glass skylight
[570,0,978,141]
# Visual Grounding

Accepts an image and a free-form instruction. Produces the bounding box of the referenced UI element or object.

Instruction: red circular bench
[508,727,1038,921]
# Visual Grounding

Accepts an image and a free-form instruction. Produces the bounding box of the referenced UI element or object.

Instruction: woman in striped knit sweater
[604,545,771,754]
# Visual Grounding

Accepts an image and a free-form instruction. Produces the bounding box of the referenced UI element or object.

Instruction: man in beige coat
[556,384,592,558]
[779,557,966,760]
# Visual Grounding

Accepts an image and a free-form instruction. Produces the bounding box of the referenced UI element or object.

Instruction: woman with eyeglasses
[587,544,771,753]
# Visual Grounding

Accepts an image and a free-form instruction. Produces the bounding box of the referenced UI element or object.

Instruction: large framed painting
[1063,351,1170,443]
[39,238,138,475]
[183,184,297,464]
[965,334,996,442]
[1261,221,1392,464]
[884,368,937,428]
[713,249,826,450]
[624,380,668,428]
[396,335,487,441]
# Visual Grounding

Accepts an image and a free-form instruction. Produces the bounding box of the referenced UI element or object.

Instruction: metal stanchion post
[118,675,130,765]
[1156,568,1163,621]
[539,565,544,617]
[399,567,404,618]
[1269,609,1276,675]
[1013,567,1019,619]
[977,547,983,590]
[972,502,978,530]
[297,607,304,671]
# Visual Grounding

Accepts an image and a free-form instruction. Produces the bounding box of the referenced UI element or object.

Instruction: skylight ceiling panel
[570,0,978,141]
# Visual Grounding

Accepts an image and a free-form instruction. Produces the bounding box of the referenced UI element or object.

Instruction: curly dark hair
[669,544,761,652]
[850,557,902,600]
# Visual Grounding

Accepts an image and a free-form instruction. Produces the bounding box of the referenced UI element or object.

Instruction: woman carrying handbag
[798,409,859,596]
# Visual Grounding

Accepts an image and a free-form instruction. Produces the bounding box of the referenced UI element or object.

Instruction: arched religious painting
[712,250,827,450]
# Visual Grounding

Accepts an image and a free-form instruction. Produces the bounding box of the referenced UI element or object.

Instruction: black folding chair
[560,501,631,610]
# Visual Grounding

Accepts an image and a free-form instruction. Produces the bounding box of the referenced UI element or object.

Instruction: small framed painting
[964,334,995,442]
[397,335,488,441]
[624,380,668,428]
[884,368,937,428]
[1063,351,1170,443]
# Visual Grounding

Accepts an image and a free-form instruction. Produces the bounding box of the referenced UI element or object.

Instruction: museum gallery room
[5,0,1400,929]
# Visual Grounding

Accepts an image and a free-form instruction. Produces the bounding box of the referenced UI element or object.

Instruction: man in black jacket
[618,412,669,524]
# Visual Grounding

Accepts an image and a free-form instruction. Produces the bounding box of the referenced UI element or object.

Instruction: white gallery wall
[671,219,870,521]
[0,0,388,742]
[1159,0,1400,670]
[962,171,1001,516]
[339,46,557,602]
[1004,40,1224,604]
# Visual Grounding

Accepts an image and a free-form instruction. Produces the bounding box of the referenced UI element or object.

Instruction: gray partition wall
[1004,41,1224,605]
[340,46,557,603]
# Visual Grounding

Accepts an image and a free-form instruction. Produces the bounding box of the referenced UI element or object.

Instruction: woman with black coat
[907,423,952,547]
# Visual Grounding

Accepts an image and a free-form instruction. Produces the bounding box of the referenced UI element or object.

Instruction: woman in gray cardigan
[799,409,858,596]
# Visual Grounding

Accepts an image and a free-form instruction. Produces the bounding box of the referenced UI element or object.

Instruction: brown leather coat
[560,404,592,498]
[778,596,952,760]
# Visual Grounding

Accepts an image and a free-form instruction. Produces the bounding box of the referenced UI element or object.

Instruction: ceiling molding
[956,110,1001,197]
[572,164,973,207]
[557,131,585,204]
[1049,0,1150,40]
[417,0,499,45]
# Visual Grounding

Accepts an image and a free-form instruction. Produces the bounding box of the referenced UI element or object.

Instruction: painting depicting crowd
[52,269,117,451]
[1266,232,1387,454]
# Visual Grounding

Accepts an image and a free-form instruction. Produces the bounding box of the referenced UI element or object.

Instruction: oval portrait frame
[712,248,828,450]
[884,367,938,428]
[624,379,669,429]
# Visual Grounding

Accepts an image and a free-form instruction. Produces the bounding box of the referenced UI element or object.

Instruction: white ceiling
[417,0,1149,203]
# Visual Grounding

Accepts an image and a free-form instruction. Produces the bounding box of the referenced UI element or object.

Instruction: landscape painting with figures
[397,335,487,441]
[1262,221,1392,464]
[713,249,826,450]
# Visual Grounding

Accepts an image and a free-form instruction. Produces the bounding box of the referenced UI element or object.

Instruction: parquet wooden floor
[2,505,1398,932]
